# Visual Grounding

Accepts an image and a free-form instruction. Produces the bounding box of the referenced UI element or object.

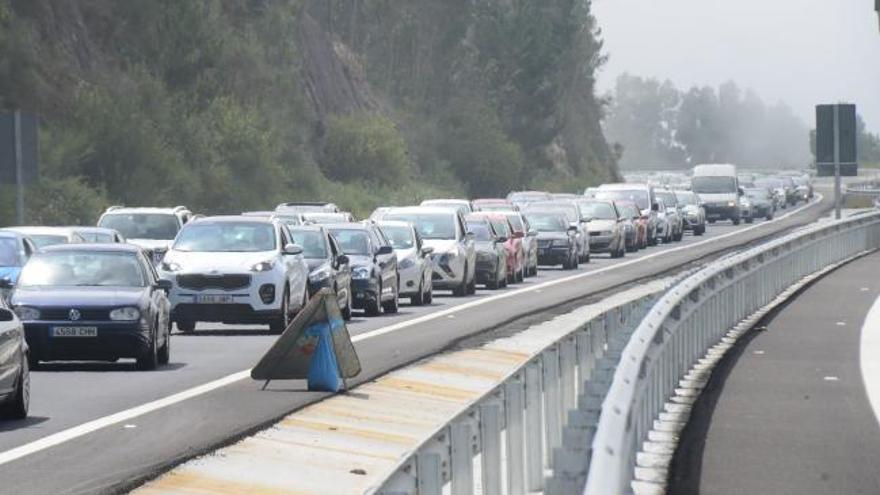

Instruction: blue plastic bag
[306,323,343,392]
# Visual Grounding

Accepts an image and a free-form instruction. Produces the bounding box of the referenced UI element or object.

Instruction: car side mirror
[156,279,173,292]
[567,226,578,233]
[0,277,13,290]
[336,254,349,265]
[512,231,524,239]
[465,231,476,240]
[0,308,14,322]
[283,243,303,255]
[420,246,434,256]
[651,202,660,212]
[527,229,538,237]
[738,187,745,196]
[376,245,394,256]
[496,236,508,243]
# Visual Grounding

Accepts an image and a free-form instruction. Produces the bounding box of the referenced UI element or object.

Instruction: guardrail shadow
[0,415,49,432]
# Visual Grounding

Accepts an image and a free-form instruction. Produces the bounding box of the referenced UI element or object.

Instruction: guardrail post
[480,404,502,495]
[417,453,443,495]
[544,348,562,466]
[451,422,473,495]
[576,327,592,391]
[561,336,577,413]
[525,362,544,491]
[505,378,526,495]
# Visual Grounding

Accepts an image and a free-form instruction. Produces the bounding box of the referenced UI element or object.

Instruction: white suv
[158,216,309,333]
[97,206,194,264]
[382,206,476,297]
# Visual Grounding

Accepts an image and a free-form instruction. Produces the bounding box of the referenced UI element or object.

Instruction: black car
[0,300,28,419]
[327,223,399,316]
[525,211,579,269]
[290,226,353,320]
[10,244,173,370]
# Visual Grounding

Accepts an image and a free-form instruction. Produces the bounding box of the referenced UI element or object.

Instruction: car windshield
[490,220,510,237]
[528,204,577,222]
[0,238,21,266]
[174,223,276,252]
[79,232,115,243]
[303,213,348,224]
[745,189,768,200]
[655,191,677,207]
[596,190,649,209]
[272,215,302,227]
[578,202,617,220]
[289,230,327,258]
[28,234,68,248]
[19,251,144,287]
[380,225,416,249]
[692,176,737,194]
[99,213,179,240]
[328,229,372,255]
[466,222,494,241]
[384,213,456,240]
[504,214,524,232]
[527,213,568,232]
[675,192,698,205]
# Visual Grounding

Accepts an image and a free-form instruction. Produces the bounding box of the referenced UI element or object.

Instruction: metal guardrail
[585,211,880,494]
[374,284,670,495]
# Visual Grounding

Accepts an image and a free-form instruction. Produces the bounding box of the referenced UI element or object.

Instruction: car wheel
[695,225,705,236]
[516,263,524,282]
[342,289,353,320]
[382,281,399,313]
[453,269,468,297]
[136,326,159,371]
[158,320,171,365]
[176,319,195,334]
[425,279,434,304]
[732,217,741,226]
[766,214,773,221]
[1,355,29,419]
[269,288,290,334]
[412,279,426,305]
[466,266,476,295]
[27,351,39,371]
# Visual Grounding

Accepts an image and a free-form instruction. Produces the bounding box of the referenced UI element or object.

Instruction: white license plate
[52,327,98,337]
[194,294,234,304]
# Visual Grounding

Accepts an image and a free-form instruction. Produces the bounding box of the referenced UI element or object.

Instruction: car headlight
[110,307,141,321]
[352,266,371,280]
[251,260,276,272]
[309,267,332,282]
[161,261,182,272]
[399,257,416,270]
[14,306,39,321]
[727,201,737,207]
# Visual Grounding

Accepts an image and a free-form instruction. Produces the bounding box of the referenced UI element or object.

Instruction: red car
[616,200,648,249]
[472,212,525,283]
[473,198,520,212]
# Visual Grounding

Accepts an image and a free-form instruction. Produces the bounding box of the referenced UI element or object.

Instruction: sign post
[13,111,24,225]
[1,111,38,224]
[816,104,857,220]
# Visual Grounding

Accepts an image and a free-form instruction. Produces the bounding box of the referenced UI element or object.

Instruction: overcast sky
[593,0,880,133]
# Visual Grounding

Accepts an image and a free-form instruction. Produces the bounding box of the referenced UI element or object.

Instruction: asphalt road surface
[0,195,832,494]
[669,250,880,495]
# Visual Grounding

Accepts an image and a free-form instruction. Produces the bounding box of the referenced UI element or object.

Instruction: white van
[691,164,741,225]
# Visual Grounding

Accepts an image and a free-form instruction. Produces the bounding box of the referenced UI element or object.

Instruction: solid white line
[860,292,880,428]
[0,196,823,466]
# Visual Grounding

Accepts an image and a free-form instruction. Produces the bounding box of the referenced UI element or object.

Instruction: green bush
[23,177,110,226]
[322,114,411,185]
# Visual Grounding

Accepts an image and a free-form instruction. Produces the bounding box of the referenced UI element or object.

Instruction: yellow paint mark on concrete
[456,347,531,363]
[418,361,507,380]
[277,417,417,445]
[304,402,436,428]
[136,470,303,495]
[251,435,400,461]
[374,377,482,401]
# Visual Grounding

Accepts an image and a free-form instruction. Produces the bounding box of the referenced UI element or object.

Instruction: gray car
[377,221,434,305]
[0,301,28,419]
[674,190,707,235]
[525,211,579,269]
[654,190,684,242]
[579,200,626,258]
[525,201,590,262]
[464,216,508,289]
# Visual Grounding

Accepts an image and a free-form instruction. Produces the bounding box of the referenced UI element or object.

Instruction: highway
[669,249,880,494]
[0,195,830,494]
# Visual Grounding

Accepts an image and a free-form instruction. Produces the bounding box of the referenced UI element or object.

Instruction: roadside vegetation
[0,0,619,223]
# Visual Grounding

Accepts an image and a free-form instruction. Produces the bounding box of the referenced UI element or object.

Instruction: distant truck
[691,164,742,225]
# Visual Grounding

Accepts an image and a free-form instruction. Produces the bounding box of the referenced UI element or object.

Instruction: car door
[280,225,307,305]
[370,227,397,296]
[139,253,169,343]
[457,213,476,276]
[0,302,21,395]
[326,232,350,306]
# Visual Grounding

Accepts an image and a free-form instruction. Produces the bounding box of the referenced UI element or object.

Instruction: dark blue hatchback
[8,244,172,370]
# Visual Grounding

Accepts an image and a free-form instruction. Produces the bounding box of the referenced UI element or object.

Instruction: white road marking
[836,321,846,326]
[861,287,870,292]
[860,293,880,428]
[0,196,823,467]
[754,350,765,355]
[824,376,840,382]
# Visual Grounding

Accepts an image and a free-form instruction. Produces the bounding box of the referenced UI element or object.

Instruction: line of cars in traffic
[0,165,813,419]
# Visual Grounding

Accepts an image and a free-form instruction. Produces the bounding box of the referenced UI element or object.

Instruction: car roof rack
[106,205,125,212]
[173,205,189,212]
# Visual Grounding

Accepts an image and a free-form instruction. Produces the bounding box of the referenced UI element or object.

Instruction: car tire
[1,356,29,419]
[158,320,171,365]
[695,225,705,236]
[342,289,353,320]
[412,280,426,305]
[382,281,399,314]
[466,268,476,295]
[766,214,773,221]
[136,326,159,371]
[732,217,741,226]
[745,216,754,224]
[364,293,381,316]
[269,288,290,334]
[516,264,524,283]
[453,269,468,297]
[176,319,195,334]
[674,230,683,242]
[27,351,39,371]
